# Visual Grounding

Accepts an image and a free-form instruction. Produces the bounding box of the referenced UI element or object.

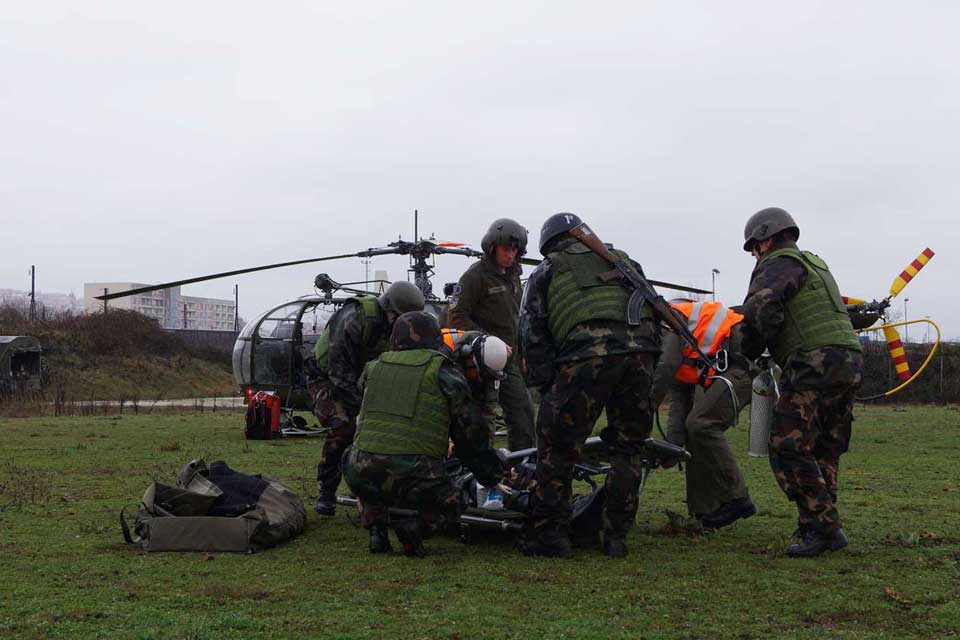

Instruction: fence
[165,329,238,354]
[859,340,958,403]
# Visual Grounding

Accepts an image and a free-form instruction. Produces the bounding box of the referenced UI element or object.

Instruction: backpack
[121,459,306,552]
[245,391,282,440]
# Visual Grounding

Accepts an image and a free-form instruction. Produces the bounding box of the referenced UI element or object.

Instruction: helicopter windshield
[233,299,342,392]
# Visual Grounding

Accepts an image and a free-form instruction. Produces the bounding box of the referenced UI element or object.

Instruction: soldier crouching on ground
[741,207,863,558]
[307,281,425,516]
[651,300,755,529]
[448,218,536,451]
[342,311,505,557]
[518,212,660,558]
[441,327,511,439]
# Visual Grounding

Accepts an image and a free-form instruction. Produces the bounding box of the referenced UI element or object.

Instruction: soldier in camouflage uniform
[308,281,425,516]
[651,304,755,529]
[342,311,504,556]
[448,218,536,451]
[518,212,660,558]
[741,207,863,557]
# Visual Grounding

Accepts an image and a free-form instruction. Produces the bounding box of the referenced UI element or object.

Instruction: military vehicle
[0,336,44,396]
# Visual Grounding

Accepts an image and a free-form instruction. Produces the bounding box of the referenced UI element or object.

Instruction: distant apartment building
[0,288,84,314]
[83,283,236,331]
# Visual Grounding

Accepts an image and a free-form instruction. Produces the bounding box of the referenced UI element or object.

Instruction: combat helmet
[378,281,426,316]
[742,207,799,252]
[538,212,584,256]
[390,311,443,351]
[463,334,510,381]
[481,218,528,257]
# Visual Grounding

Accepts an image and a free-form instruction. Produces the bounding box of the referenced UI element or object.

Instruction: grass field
[1,405,958,639]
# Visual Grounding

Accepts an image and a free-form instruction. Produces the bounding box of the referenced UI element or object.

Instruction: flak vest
[354,349,450,458]
[546,242,651,346]
[759,248,862,368]
[670,301,744,385]
[313,296,388,374]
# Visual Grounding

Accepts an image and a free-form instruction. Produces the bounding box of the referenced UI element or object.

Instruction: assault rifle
[568,224,725,378]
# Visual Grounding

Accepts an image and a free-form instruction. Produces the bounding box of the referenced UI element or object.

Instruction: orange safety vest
[441,328,465,353]
[670,301,744,385]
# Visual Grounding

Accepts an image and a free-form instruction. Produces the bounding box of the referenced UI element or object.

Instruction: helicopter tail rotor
[889,248,934,299]
[882,324,911,383]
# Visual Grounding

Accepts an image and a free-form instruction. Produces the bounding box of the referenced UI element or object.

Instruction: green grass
[1,405,959,639]
[46,353,237,401]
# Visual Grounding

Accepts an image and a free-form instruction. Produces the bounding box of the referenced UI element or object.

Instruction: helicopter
[96,212,713,410]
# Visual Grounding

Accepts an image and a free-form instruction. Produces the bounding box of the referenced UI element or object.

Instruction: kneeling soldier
[441,327,511,440]
[309,281,425,516]
[343,311,505,557]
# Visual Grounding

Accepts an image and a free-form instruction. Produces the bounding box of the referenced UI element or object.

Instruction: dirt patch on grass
[195,583,279,603]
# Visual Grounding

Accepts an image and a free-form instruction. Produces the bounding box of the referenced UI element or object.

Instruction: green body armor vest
[761,247,862,367]
[547,242,648,345]
[354,349,450,458]
[313,296,388,374]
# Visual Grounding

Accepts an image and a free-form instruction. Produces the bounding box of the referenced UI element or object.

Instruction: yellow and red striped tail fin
[883,325,911,383]
[842,296,866,305]
[889,248,935,298]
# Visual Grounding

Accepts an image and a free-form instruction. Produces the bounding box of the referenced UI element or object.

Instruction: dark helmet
[538,212,583,256]
[390,311,443,351]
[743,207,799,252]
[378,281,425,316]
[481,218,528,257]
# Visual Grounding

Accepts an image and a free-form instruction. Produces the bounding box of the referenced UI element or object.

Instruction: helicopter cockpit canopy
[233,297,337,407]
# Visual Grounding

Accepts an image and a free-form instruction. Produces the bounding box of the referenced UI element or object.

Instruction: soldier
[741,207,863,557]
[441,327,511,439]
[308,281,425,516]
[448,218,536,451]
[651,300,755,529]
[518,212,660,558]
[342,311,505,556]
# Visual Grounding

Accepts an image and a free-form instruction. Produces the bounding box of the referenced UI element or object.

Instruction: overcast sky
[2,2,957,340]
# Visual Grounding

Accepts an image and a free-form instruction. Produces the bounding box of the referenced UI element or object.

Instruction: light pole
[903,298,909,343]
[711,269,720,302]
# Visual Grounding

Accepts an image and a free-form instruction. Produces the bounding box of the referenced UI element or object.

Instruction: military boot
[519,526,573,558]
[700,496,756,530]
[603,532,628,558]
[368,525,392,554]
[786,528,848,558]
[314,490,336,516]
[393,519,426,558]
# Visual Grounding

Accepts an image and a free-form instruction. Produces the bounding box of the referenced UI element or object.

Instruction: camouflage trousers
[769,351,863,533]
[308,378,358,495]
[342,446,457,529]
[531,352,656,536]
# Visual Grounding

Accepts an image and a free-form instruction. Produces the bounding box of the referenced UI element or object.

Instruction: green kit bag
[121,459,306,552]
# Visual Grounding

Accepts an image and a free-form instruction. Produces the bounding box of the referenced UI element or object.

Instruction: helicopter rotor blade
[94,252,362,301]
[882,324,911,382]
[888,247,934,299]
[647,280,713,295]
[518,256,711,295]
[433,245,483,258]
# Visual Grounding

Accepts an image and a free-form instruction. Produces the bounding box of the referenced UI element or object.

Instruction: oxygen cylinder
[749,369,778,457]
